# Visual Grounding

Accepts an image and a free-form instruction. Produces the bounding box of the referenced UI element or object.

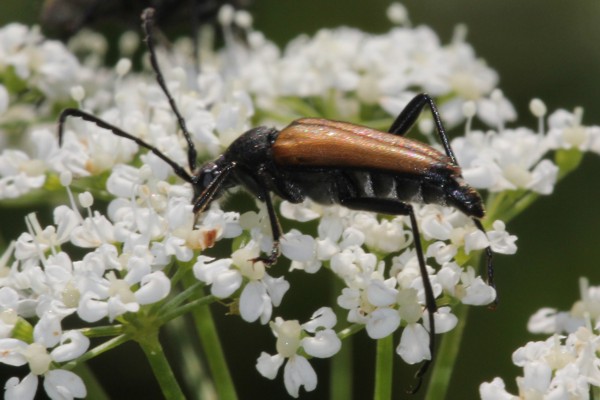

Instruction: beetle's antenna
[141,8,198,173]
[58,108,194,184]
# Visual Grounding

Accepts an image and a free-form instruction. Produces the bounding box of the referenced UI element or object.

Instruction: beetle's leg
[58,108,194,184]
[388,93,457,165]
[473,218,497,306]
[339,197,436,392]
[253,191,282,265]
[389,95,497,299]
[141,8,198,174]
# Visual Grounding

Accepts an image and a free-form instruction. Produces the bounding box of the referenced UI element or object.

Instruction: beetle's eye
[200,163,218,189]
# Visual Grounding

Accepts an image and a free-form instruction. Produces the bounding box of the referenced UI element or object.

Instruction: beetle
[58,7,494,390]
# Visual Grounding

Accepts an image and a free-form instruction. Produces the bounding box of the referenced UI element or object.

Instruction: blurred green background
[1,1,600,399]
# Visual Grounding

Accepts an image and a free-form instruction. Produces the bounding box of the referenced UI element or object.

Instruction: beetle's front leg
[250,185,282,266]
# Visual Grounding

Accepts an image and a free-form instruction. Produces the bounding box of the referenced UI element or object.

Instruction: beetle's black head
[446,178,485,219]
[191,156,235,213]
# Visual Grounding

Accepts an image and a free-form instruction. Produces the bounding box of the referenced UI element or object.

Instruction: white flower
[256,308,340,397]
[0,326,89,400]
[483,278,600,399]
[547,108,600,151]
[0,150,46,199]
[194,242,290,324]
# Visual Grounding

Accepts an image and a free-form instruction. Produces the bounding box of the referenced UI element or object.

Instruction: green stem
[63,334,130,368]
[373,335,394,400]
[183,274,238,400]
[139,330,186,400]
[424,303,469,400]
[158,280,206,313]
[159,294,217,324]
[500,192,540,223]
[80,324,125,338]
[337,323,365,340]
[330,277,353,400]
[169,259,192,286]
[73,363,110,400]
[165,318,217,399]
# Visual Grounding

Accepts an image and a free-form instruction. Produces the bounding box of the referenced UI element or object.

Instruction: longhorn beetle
[58,7,494,390]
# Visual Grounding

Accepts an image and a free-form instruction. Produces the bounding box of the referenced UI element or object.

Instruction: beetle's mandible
[58,7,494,391]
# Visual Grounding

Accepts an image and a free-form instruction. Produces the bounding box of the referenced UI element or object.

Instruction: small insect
[41,0,251,39]
[58,8,494,390]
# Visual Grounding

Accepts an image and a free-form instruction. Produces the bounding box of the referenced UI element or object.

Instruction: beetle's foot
[249,255,278,266]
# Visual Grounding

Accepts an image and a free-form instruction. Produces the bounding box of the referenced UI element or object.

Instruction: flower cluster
[0,2,598,399]
[480,278,600,399]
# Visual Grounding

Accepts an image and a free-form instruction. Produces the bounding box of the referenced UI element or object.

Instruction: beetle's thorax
[224,126,279,167]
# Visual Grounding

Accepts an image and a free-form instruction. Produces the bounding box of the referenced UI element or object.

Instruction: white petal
[256,352,284,379]
[0,338,28,366]
[526,308,558,334]
[433,307,458,333]
[33,315,63,348]
[339,227,365,249]
[425,241,457,265]
[436,262,461,293]
[262,275,289,308]
[316,238,338,261]
[280,231,315,262]
[462,277,496,306]
[53,206,80,244]
[366,279,398,307]
[464,229,489,254]
[135,271,171,305]
[302,307,336,332]
[521,361,552,393]
[0,287,19,310]
[479,377,517,400]
[487,220,518,255]
[527,159,558,195]
[50,331,90,363]
[44,369,87,399]
[422,307,457,334]
[337,288,360,310]
[211,269,243,299]
[396,324,430,364]
[280,201,320,222]
[5,373,38,400]
[301,329,341,358]
[239,281,268,323]
[283,356,317,398]
[421,214,453,241]
[193,256,233,284]
[77,293,108,323]
[366,308,401,339]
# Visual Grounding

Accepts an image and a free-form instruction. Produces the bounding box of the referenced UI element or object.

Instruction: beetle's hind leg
[388,93,457,165]
[339,197,436,393]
